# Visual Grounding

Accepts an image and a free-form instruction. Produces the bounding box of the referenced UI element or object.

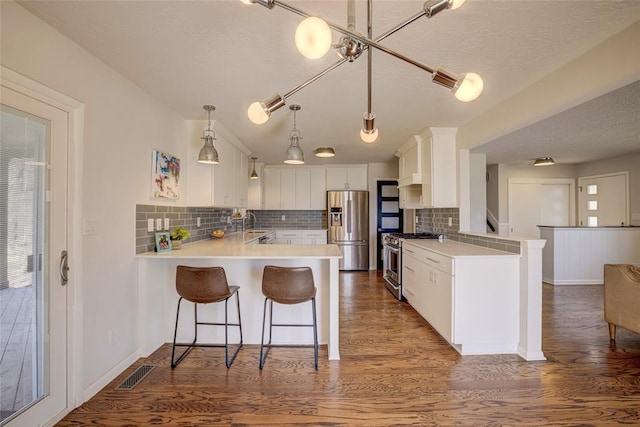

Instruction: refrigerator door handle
[346,199,351,234]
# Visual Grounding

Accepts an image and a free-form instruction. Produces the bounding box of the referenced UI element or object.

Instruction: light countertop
[402,239,520,258]
[137,232,342,260]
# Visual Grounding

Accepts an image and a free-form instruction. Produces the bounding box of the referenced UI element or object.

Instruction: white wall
[1,1,188,397]
[469,153,487,233]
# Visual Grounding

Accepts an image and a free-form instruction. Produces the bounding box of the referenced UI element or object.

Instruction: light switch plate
[632,213,640,221]
[164,218,170,230]
[197,217,201,227]
[156,218,162,230]
[147,218,154,232]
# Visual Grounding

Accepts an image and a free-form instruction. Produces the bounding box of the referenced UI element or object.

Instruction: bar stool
[259,265,318,370]
[171,266,243,368]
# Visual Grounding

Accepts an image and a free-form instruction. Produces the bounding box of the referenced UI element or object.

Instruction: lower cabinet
[402,241,519,355]
[275,230,327,245]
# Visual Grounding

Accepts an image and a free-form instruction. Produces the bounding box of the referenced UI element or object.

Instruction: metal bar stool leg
[171,298,198,368]
[259,298,273,369]
[223,290,243,368]
[312,297,318,371]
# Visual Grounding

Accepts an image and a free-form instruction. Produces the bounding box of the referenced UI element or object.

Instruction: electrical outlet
[147,218,154,232]
[226,216,231,224]
[156,218,162,230]
[281,215,286,221]
[448,217,453,227]
[197,217,201,227]
[415,216,419,224]
[164,218,170,230]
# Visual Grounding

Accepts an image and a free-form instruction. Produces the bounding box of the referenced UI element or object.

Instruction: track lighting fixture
[197,105,219,164]
[243,0,484,142]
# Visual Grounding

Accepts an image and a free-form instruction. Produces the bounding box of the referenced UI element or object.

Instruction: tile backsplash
[416,208,521,254]
[135,205,327,254]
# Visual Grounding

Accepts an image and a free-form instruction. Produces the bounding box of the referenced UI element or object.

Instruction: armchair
[604,264,640,341]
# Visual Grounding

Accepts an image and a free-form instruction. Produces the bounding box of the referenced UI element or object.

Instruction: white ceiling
[17,0,640,166]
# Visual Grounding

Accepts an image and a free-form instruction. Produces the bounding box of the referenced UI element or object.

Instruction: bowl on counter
[211,230,225,239]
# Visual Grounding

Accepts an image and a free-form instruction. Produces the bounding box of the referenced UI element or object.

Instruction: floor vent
[114,364,156,390]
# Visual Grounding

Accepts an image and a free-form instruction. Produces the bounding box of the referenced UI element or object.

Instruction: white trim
[2,66,85,413]
[82,352,139,401]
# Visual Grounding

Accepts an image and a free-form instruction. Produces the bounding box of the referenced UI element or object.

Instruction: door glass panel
[587,200,598,211]
[380,185,398,197]
[587,216,598,227]
[0,106,49,423]
[381,201,399,213]
[586,184,598,195]
[381,217,400,229]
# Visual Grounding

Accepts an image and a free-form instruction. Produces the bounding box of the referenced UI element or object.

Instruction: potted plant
[170,226,191,249]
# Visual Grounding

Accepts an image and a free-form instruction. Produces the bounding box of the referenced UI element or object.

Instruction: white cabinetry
[263,167,326,210]
[395,128,457,208]
[275,230,327,244]
[402,240,519,355]
[326,165,367,190]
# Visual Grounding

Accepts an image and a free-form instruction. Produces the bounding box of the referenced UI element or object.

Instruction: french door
[1,84,69,426]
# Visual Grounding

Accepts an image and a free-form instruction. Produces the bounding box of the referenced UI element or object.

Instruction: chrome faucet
[245,211,257,228]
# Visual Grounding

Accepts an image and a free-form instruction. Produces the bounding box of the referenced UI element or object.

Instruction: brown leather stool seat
[259,265,318,370]
[171,266,243,368]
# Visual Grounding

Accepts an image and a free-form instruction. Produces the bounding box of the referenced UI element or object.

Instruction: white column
[518,238,547,361]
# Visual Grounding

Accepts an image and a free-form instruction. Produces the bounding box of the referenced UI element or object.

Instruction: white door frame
[577,171,629,226]
[2,66,84,425]
[508,178,576,235]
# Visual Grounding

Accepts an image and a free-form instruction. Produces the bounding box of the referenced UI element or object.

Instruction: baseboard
[517,345,547,361]
[82,352,140,403]
[546,279,603,285]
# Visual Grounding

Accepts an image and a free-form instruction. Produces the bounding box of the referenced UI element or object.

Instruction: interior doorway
[376,180,402,270]
[508,178,575,238]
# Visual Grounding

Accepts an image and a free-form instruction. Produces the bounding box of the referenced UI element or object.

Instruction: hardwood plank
[56,273,640,426]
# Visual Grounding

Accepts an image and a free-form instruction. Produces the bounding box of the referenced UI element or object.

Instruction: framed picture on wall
[155,231,172,252]
[152,149,180,199]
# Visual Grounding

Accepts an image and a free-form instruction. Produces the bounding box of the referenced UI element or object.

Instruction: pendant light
[250,156,259,179]
[197,105,219,164]
[533,157,555,166]
[284,104,304,164]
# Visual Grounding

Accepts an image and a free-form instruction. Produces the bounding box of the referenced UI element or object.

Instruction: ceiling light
[295,17,333,59]
[534,157,555,166]
[246,0,483,140]
[314,147,336,158]
[247,94,285,124]
[360,113,378,143]
[360,0,377,144]
[284,105,304,164]
[197,105,219,164]
[250,156,259,179]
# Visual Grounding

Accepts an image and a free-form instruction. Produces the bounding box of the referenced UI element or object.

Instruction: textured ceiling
[16,0,640,166]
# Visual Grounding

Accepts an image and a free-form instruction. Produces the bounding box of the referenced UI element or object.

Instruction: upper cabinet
[262,166,326,210]
[396,128,457,208]
[326,165,368,190]
[422,128,457,208]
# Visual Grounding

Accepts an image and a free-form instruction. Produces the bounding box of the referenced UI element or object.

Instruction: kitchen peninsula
[539,226,640,285]
[136,233,343,360]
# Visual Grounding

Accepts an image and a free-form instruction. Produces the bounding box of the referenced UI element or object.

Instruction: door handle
[60,250,69,286]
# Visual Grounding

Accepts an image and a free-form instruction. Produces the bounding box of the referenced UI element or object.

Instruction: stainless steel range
[383,232,441,300]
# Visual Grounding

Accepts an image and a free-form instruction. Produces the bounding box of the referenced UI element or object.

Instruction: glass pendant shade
[360,112,378,143]
[247,101,269,124]
[360,128,378,143]
[454,72,484,102]
[295,17,332,59]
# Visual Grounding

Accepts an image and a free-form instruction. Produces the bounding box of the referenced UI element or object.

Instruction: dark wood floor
[57,272,640,426]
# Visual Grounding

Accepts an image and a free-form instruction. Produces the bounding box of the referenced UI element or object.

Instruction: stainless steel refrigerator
[327,190,369,271]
